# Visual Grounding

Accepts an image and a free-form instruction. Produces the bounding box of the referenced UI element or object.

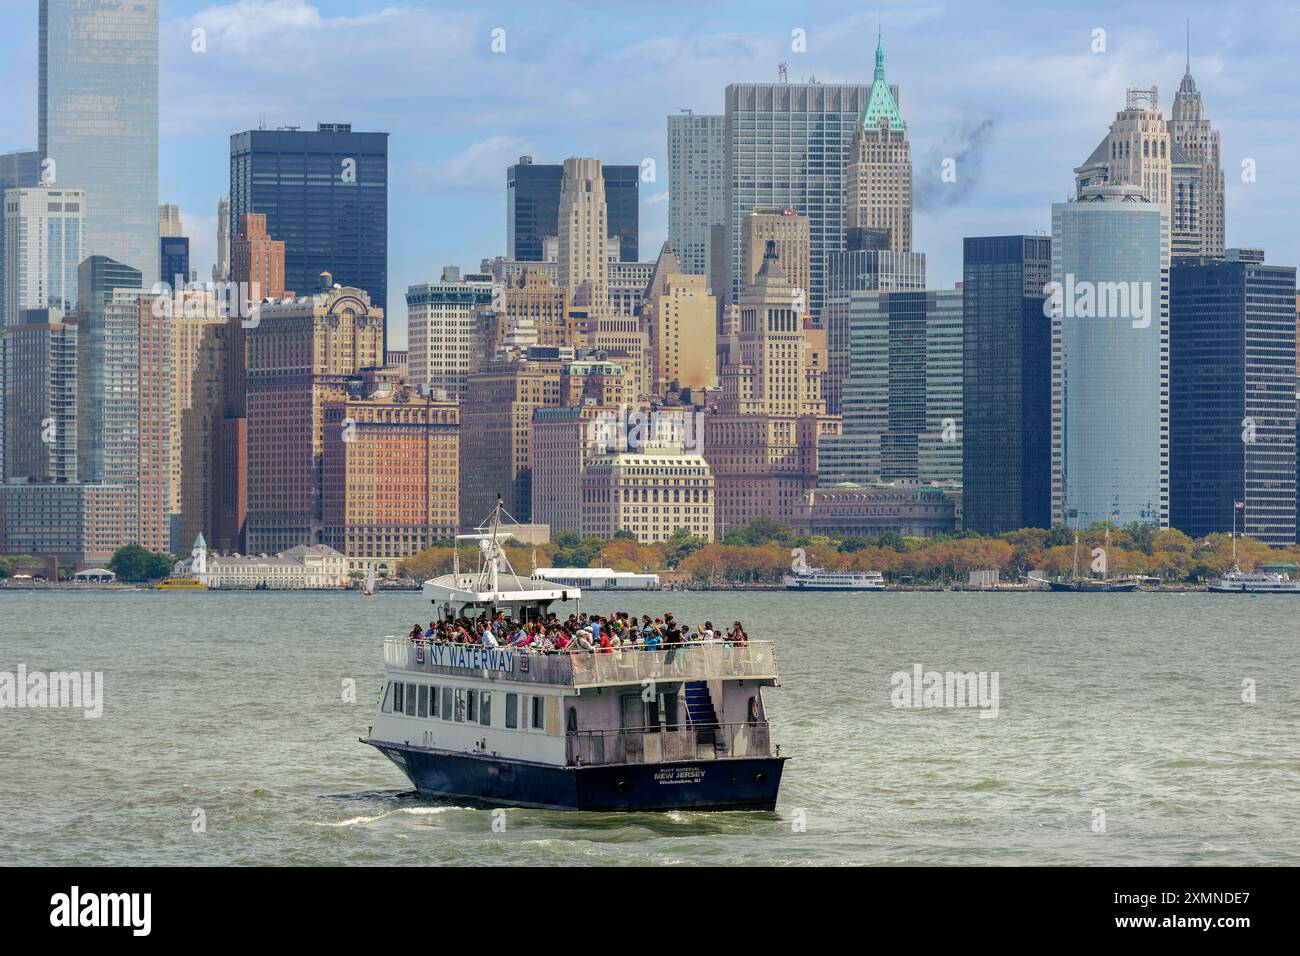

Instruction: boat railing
[565,721,772,767]
[382,638,779,686]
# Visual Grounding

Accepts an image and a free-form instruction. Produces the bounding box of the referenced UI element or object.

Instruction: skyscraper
[3,308,78,484]
[321,373,460,572]
[1170,251,1296,545]
[167,289,226,552]
[40,0,159,287]
[705,242,839,536]
[558,158,610,312]
[962,235,1053,533]
[213,195,230,282]
[667,113,724,276]
[211,213,289,553]
[1074,88,1203,259]
[817,289,964,488]
[1168,41,1226,258]
[845,32,913,254]
[75,257,168,552]
[2,186,85,322]
[507,157,639,263]
[724,78,874,320]
[1051,184,1170,528]
[405,269,495,401]
[230,123,389,327]
[244,284,385,553]
[740,208,811,314]
[0,185,85,482]
[0,150,40,329]
[822,247,926,414]
[640,242,717,395]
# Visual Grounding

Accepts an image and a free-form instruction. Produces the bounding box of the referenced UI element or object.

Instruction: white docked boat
[783,568,885,591]
[360,502,786,811]
[1208,568,1300,593]
[533,568,660,590]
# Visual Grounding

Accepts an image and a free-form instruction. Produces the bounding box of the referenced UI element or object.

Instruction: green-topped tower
[846,30,912,253]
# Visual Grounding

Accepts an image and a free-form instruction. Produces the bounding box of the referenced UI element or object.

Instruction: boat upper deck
[383,638,779,687]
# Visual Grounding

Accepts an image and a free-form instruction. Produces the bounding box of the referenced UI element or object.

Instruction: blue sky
[2,0,1297,346]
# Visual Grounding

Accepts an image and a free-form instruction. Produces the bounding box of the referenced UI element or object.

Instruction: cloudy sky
[2,0,1297,345]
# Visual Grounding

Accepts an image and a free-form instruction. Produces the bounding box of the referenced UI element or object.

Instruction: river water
[1,589,1296,865]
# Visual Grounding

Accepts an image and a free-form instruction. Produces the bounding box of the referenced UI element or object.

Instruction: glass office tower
[667,113,724,277]
[1170,251,1297,545]
[723,82,874,320]
[818,288,963,487]
[506,158,639,263]
[962,235,1053,533]
[39,0,159,288]
[229,123,389,320]
[1051,185,1170,528]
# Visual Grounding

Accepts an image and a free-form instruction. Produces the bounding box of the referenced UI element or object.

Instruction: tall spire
[1185,18,1190,74]
[860,27,904,131]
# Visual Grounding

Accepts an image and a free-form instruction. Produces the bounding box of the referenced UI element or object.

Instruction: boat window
[381,681,393,714]
[417,685,428,718]
[392,682,403,714]
[466,689,478,723]
[454,688,466,722]
[505,693,519,729]
[441,686,453,721]
[566,706,577,733]
[430,684,439,718]
[404,684,417,717]
[479,692,492,726]
[747,696,759,726]
[531,695,545,732]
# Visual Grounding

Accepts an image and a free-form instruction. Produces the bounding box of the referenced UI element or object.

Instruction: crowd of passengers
[406,611,748,653]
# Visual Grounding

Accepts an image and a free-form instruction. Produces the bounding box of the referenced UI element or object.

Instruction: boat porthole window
[567,706,577,733]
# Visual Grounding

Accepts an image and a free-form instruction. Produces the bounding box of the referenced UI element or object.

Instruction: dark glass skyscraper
[506,157,638,262]
[1170,251,1297,545]
[962,235,1053,533]
[229,122,388,323]
[160,235,190,287]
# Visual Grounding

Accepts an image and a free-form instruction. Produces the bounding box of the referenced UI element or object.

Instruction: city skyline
[3,0,1297,345]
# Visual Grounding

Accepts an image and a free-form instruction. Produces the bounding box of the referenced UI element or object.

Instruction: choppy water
[1,589,1296,865]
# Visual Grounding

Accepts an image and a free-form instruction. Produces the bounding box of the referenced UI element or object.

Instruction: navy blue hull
[364,739,785,812]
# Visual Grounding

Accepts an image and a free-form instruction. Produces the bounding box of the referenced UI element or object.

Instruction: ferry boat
[533,568,661,590]
[783,568,885,591]
[154,575,207,590]
[1208,568,1300,593]
[361,504,786,811]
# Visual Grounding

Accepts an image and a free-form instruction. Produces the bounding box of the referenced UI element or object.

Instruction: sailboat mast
[1072,511,1081,581]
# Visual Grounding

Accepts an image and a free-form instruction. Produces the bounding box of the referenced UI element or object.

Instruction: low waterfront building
[198,543,349,589]
[789,482,957,538]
